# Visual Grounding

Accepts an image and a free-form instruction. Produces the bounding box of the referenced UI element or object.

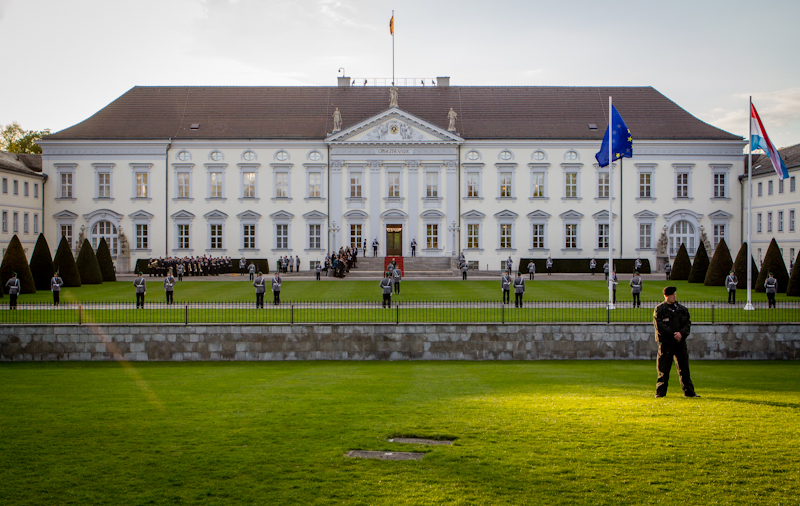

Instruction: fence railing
[1,301,797,325]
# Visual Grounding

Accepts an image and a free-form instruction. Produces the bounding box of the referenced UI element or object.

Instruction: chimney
[436,76,450,87]
[338,76,351,87]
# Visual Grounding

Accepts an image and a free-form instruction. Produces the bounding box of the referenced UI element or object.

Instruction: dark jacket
[653,301,691,344]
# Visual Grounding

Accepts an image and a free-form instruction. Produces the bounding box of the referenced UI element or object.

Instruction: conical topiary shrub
[733,242,759,289]
[53,236,81,287]
[0,235,36,294]
[76,238,103,284]
[96,237,116,282]
[29,233,55,291]
[670,243,692,280]
[755,238,789,293]
[786,250,800,296]
[688,241,710,283]
[704,238,733,286]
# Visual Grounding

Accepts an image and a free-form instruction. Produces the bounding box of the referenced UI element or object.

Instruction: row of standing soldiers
[148,256,233,277]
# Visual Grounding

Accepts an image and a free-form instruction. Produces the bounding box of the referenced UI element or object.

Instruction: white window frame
[790,209,796,232]
[778,210,784,232]
[23,212,29,234]
[767,211,773,233]
[496,163,517,201]
[173,164,194,201]
[463,163,484,200]
[1,177,6,193]
[462,211,485,252]
[560,210,583,253]
[237,211,261,253]
[673,164,694,201]
[757,182,763,197]
[304,164,325,201]
[131,163,153,201]
[386,169,402,199]
[713,224,725,248]
[171,210,195,253]
[33,213,38,234]
[592,210,615,254]
[634,210,658,253]
[425,170,440,198]
[349,170,363,198]
[528,163,549,201]
[561,163,583,201]
[206,164,227,201]
[13,180,18,195]
[13,211,18,233]
[779,178,785,194]
[635,164,656,201]
[55,164,76,200]
[238,163,260,201]
[136,224,149,251]
[272,164,293,201]
[757,212,762,233]
[270,211,294,253]
[204,210,228,252]
[710,164,731,201]
[527,210,550,253]
[790,176,796,193]
[93,163,114,201]
[595,166,609,200]
[494,210,518,253]
[129,210,154,253]
[303,211,326,252]
[426,223,439,250]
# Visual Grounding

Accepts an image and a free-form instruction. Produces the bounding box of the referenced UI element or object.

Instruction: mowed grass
[11,278,796,303]
[0,361,798,505]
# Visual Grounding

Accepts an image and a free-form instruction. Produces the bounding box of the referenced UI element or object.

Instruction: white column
[330,161,343,249]
[407,160,419,254]
[445,160,458,256]
[369,160,382,255]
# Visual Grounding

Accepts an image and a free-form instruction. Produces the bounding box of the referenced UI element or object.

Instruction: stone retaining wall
[1,324,798,361]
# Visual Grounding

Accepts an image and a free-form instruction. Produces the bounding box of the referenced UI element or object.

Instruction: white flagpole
[392,10,395,85]
[608,96,615,309]
[745,96,754,310]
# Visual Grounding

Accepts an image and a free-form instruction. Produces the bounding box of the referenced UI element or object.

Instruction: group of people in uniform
[252,271,282,307]
[273,255,301,274]
[148,256,232,278]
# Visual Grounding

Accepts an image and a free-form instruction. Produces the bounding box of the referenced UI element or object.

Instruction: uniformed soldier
[411,238,417,257]
[133,271,146,309]
[253,271,266,308]
[513,271,526,308]
[5,272,21,310]
[295,256,301,273]
[630,271,643,308]
[461,261,469,280]
[506,256,513,273]
[289,255,294,273]
[51,270,64,306]
[725,270,738,304]
[608,270,619,304]
[765,272,778,308]
[315,262,322,281]
[527,260,536,280]
[176,262,184,281]
[271,272,282,305]
[380,272,393,308]
[164,269,176,305]
[239,256,246,275]
[546,256,553,275]
[501,271,511,305]
[590,258,597,275]
[603,261,609,281]
[634,257,643,272]
[392,264,402,294]
[664,262,672,281]
[373,239,379,257]
[248,262,256,281]
[653,286,698,398]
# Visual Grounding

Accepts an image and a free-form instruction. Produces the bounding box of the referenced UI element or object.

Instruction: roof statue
[447,107,457,132]
[332,107,342,132]
[389,84,398,108]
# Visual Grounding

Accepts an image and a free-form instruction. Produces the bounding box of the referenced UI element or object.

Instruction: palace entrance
[386,225,403,256]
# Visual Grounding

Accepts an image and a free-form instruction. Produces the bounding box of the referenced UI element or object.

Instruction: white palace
[34,78,746,272]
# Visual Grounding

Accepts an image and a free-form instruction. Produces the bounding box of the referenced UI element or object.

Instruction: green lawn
[1,362,798,505]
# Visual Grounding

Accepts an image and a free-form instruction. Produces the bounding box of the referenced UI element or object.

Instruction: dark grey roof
[744,143,800,177]
[0,151,45,177]
[44,85,742,142]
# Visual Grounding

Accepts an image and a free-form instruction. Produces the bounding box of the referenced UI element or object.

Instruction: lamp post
[448,220,460,257]
[328,221,340,250]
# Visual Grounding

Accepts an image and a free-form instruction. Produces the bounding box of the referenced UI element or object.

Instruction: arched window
[92,220,118,256]
[669,220,695,257]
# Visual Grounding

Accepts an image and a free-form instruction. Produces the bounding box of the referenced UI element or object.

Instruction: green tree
[53,237,81,287]
[733,243,759,289]
[688,241,710,283]
[95,237,116,282]
[0,235,36,295]
[786,250,800,296]
[704,238,733,286]
[29,233,55,291]
[755,238,789,293]
[670,243,692,280]
[76,239,103,284]
[1,121,50,154]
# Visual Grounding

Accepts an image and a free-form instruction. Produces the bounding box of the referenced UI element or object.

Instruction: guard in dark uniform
[653,286,699,398]
[133,271,146,309]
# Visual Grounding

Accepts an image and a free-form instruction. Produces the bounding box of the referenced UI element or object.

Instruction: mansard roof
[744,143,800,177]
[45,86,741,142]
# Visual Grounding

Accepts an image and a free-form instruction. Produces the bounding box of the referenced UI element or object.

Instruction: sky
[1,0,799,148]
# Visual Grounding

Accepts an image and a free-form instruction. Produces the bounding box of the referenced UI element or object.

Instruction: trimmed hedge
[53,236,81,287]
[76,238,103,284]
[670,244,692,280]
[517,258,650,274]
[688,242,710,283]
[96,238,116,282]
[755,238,789,293]
[29,233,55,291]
[704,238,733,286]
[787,250,800,296]
[0,235,36,295]
[733,242,759,289]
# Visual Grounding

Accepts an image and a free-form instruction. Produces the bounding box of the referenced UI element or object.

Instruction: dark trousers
[767,292,776,308]
[9,293,18,309]
[503,289,510,304]
[515,293,523,308]
[249,273,254,281]
[612,291,616,304]
[728,289,736,304]
[605,273,609,281]
[547,267,552,275]
[166,291,174,305]
[373,247,378,257]
[273,292,280,305]
[462,271,467,280]
[411,247,415,257]
[394,281,400,294]
[529,272,534,280]
[256,293,264,308]
[656,340,695,397]
[316,272,321,280]
[666,272,671,280]
[136,293,145,308]
[382,293,391,308]
[591,268,595,275]
[632,293,640,308]
[53,292,60,306]
[178,273,183,281]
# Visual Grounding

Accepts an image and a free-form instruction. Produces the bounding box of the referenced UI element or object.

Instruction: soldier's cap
[730,270,734,274]
[663,286,677,296]
[634,271,639,275]
[258,271,262,275]
[12,271,17,276]
[769,272,774,276]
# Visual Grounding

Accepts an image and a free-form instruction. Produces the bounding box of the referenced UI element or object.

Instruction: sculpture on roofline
[447,107,457,132]
[332,107,342,132]
[389,84,398,108]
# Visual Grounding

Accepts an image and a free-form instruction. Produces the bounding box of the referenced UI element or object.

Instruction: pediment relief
[327,110,462,144]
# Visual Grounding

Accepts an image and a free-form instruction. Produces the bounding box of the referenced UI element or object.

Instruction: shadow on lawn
[712,396,800,410]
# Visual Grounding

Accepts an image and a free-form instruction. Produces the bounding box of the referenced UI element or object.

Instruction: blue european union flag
[595,105,633,167]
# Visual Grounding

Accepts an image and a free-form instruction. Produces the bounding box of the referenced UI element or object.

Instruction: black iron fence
[1,301,797,325]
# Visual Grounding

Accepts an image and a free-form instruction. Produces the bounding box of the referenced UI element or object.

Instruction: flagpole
[392,10,395,85]
[608,96,615,309]
[745,96,754,310]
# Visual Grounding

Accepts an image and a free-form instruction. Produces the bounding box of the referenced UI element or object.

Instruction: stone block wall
[0,323,798,361]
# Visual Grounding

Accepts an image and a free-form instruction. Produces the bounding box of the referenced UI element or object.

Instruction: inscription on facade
[375,148,413,155]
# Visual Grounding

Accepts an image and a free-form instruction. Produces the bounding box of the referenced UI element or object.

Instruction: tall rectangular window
[768,180,773,195]
[13,180,18,195]
[427,224,438,249]
[565,173,577,198]
[531,224,544,248]
[639,173,651,198]
[713,225,725,248]
[33,213,38,234]
[388,172,400,197]
[597,223,609,249]
[308,173,321,198]
[426,173,438,197]
[23,182,29,197]
[350,224,361,248]
[309,224,321,249]
[531,173,545,197]
[757,213,762,233]
[467,224,479,249]
[98,172,111,198]
[758,182,763,197]
[34,183,38,198]
[1,178,6,193]
[500,223,512,248]
[136,224,148,250]
[350,173,362,198]
[13,212,18,233]
[790,210,796,232]
[565,224,577,248]
[61,225,73,247]
[1,211,7,233]
[178,224,190,249]
[210,173,223,198]
[500,172,512,198]
[276,173,288,198]
[676,173,689,198]
[713,173,726,198]
[61,172,73,198]
[243,224,255,249]
[767,211,773,233]
[242,172,255,198]
[791,176,796,192]
[598,172,609,198]
[178,172,191,198]
[136,172,148,198]
[640,224,652,249]
[276,224,288,249]
[210,224,223,249]
[778,211,784,232]
[23,213,29,234]
[467,173,479,197]
[779,179,785,194]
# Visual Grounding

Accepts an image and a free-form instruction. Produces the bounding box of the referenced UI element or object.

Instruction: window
[23,213,28,234]
[713,173,726,198]
[500,172,512,198]
[467,224,480,249]
[97,172,111,198]
[597,223,609,249]
[13,212,18,233]
[791,176,796,192]
[210,150,224,162]
[350,173,362,198]
[499,150,513,161]
[466,150,480,161]
[210,224,223,249]
[467,173,479,197]
[350,224,362,249]
[92,221,118,255]
[500,223,512,248]
[276,224,288,249]
[177,172,191,198]
[779,179,784,194]
[209,172,223,198]
[33,213,38,234]
[790,210,796,232]
[60,172,73,198]
[713,225,725,248]
[309,224,321,249]
[532,224,545,249]
[565,172,577,198]
[13,180,18,195]
[136,172,148,198]
[177,151,191,161]
[242,151,257,161]
[676,173,689,198]
[565,150,579,161]
[243,224,256,249]
[308,151,322,162]
[669,220,695,256]
[767,212,773,233]
[388,172,400,198]
[757,213,762,233]
[275,150,289,161]
[758,182,763,197]
[778,211,784,232]
[427,224,438,249]
[136,224,148,250]
[532,150,546,161]
[276,173,289,198]
[565,224,577,249]
[426,172,438,198]
[598,172,609,198]
[531,172,545,198]
[768,180,773,195]
[639,173,651,198]
[1,211,6,233]
[639,224,652,249]
[61,225,72,247]
[1,178,6,193]
[178,224,190,249]
[23,182,28,196]
[242,172,256,198]
[34,183,38,198]
[308,173,321,198]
